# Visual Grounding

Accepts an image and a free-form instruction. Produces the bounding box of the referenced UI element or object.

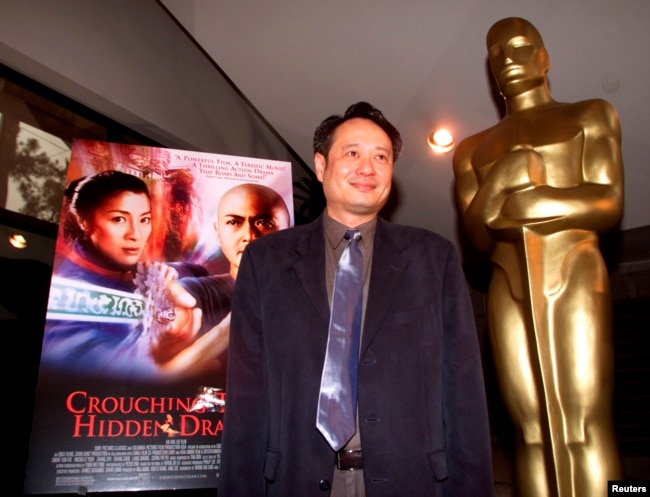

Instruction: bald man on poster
[452,17,624,497]
[154,183,290,377]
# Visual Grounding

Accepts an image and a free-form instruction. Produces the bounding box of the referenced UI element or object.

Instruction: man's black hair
[313,101,403,161]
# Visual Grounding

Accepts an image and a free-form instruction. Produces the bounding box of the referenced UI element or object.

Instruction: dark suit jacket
[218,216,495,497]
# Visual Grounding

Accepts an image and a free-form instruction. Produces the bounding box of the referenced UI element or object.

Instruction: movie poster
[24,140,293,494]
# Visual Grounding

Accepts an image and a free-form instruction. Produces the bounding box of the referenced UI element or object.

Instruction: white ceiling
[161,0,649,248]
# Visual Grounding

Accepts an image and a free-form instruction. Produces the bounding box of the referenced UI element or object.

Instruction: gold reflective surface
[453,17,624,497]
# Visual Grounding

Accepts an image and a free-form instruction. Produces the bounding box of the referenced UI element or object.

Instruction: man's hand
[150,281,203,364]
[160,313,231,378]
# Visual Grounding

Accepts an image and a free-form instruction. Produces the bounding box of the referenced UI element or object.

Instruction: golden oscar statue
[452,17,624,497]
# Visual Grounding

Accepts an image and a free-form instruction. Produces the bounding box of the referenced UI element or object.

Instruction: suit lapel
[361,219,409,353]
[292,218,330,327]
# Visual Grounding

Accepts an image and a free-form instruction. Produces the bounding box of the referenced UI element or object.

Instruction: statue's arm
[453,139,546,248]
[580,100,624,230]
[453,139,493,252]
[498,101,623,234]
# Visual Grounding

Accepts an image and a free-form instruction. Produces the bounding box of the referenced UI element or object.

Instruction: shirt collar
[323,211,377,249]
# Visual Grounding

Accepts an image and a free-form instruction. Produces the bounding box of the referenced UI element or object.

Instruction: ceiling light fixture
[8,233,28,249]
[428,128,455,154]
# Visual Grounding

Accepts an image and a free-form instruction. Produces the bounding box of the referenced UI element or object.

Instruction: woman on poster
[41,170,161,378]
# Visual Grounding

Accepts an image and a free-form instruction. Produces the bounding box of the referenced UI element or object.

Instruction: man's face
[315,118,393,225]
[487,20,548,97]
[216,186,289,277]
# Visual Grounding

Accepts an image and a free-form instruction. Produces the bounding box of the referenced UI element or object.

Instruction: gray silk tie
[316,229,363,451]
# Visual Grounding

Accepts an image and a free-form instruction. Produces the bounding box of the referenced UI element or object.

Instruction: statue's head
[486,17,550,98]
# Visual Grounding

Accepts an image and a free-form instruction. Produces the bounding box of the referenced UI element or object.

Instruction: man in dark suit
[218,102,495,497]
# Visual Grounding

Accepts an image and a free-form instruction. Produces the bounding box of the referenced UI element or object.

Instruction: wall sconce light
[428,128,455,154]
[8,233,28,249]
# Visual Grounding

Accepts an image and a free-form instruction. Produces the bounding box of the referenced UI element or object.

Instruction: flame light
[428,128,455,154]
[8,233,28,249]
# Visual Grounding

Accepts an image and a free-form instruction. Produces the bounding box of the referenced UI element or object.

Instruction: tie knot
[344,229,361,242]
